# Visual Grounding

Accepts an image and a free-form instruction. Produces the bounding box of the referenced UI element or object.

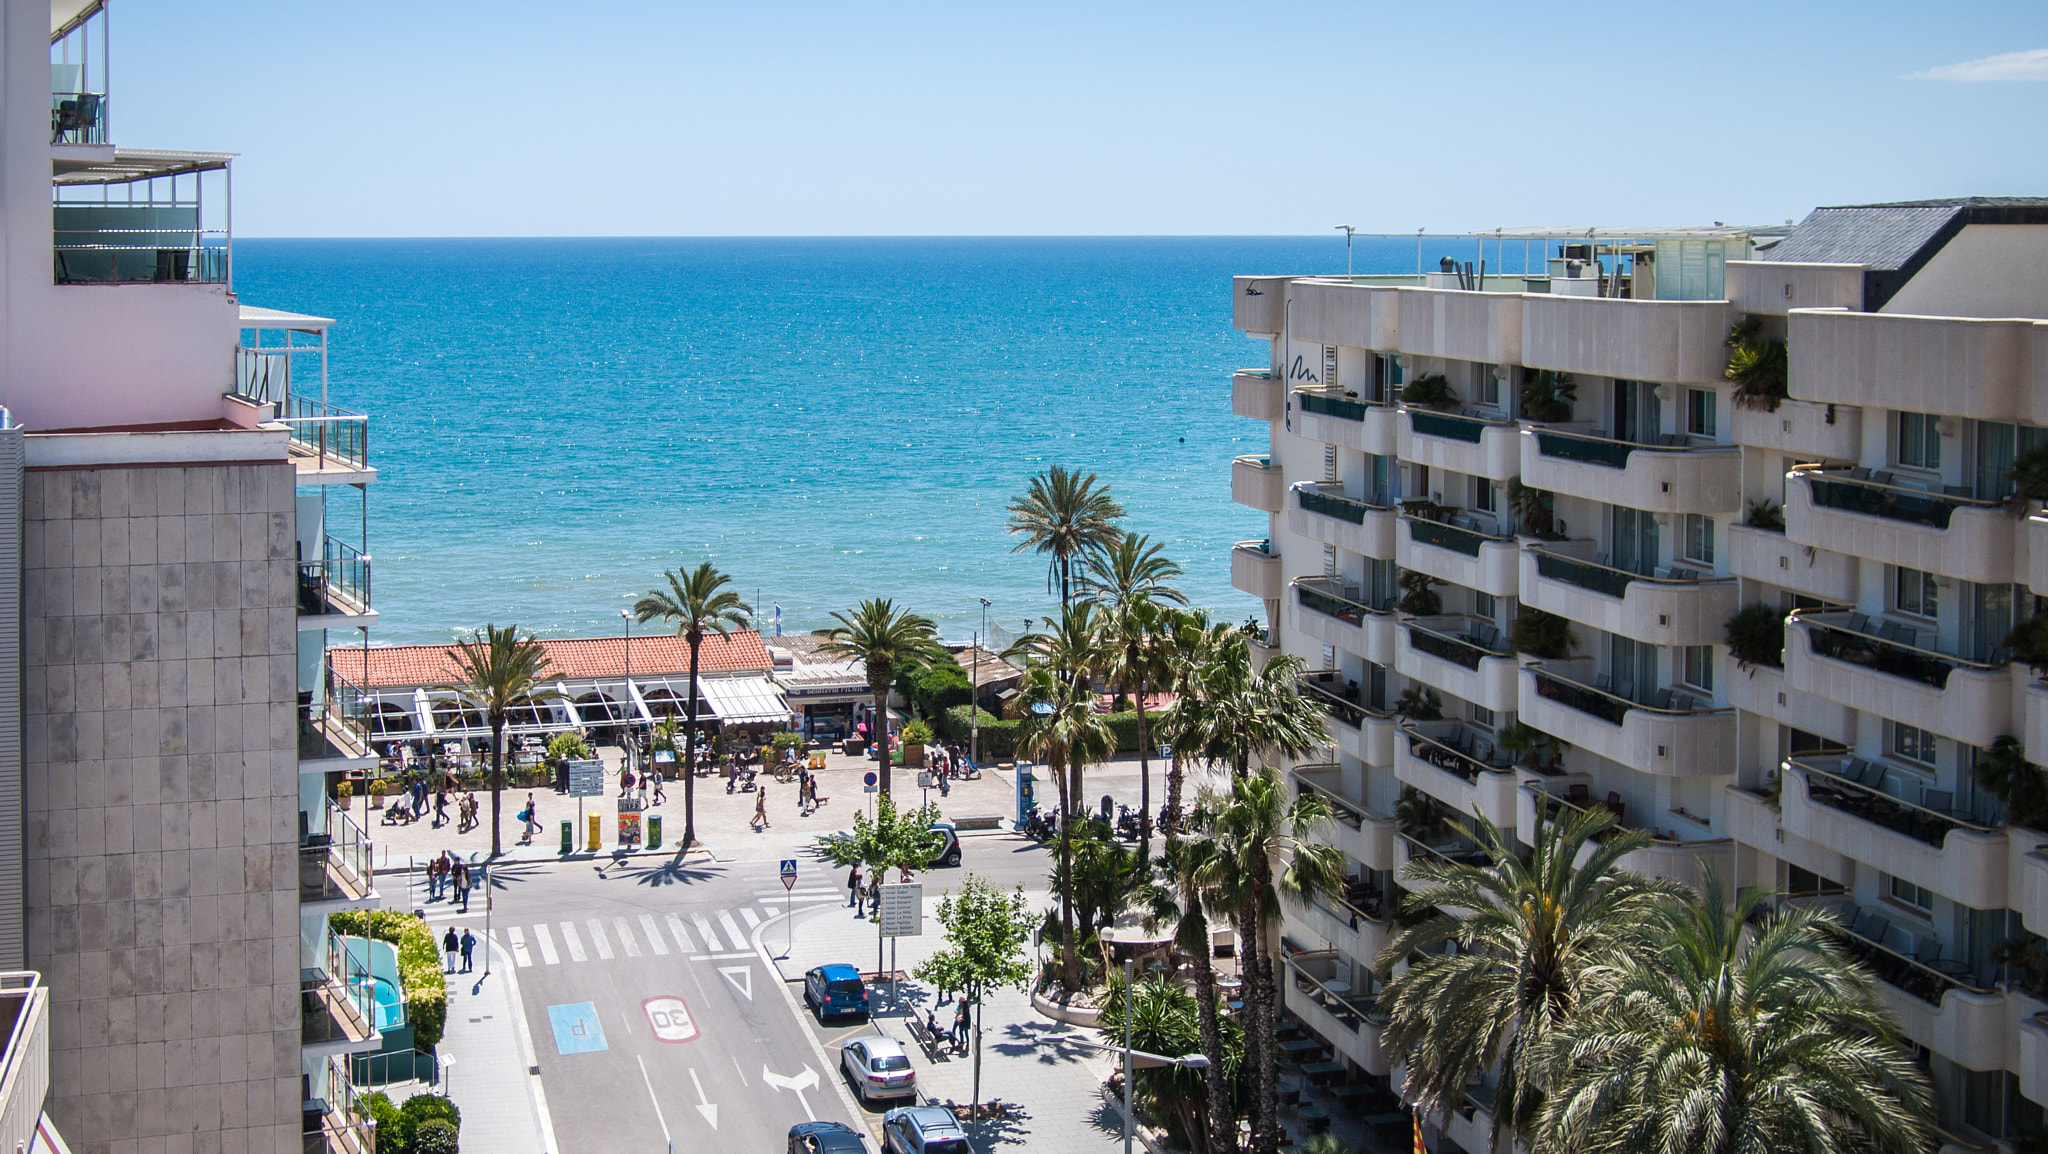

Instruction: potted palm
[368,778,386,809]
[902,719,933,768]
[336,779,353,810]
[1725,319,1789,411]
[1401,372,1459,410]
[1725,604,1786,673]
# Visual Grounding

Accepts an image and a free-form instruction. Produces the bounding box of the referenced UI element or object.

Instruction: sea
[230,235,1504,648]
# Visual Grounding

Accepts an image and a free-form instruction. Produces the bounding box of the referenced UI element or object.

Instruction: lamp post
[1123,958,1134,1154]
[972,597,991,766]
[1335,224,1356,276]
[620,609,633,774]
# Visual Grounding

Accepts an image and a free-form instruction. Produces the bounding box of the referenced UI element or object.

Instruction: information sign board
[877,882,923,938]
[566,758,607,799]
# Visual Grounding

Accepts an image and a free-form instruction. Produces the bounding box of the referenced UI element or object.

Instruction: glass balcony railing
[1786,756,2002,849]
[1795,467,2003,531]
[1529,548,1730,599]
[280,395,370,471]
[1297,674,1389,730]
[1404,516,1508,558]
[1286,957,1385,1032]
[300,801,374,904]
[302,667,375,759]
[52,206,228,285]
[299,537,371,617]
[1769,896,1996,1006]
[302,929,377,1046]
[1293,578,1391,627]
[305,1054,376,1154]
[1534,428,1733,470]
[1295,485,1387,525]
[1296,389,1372,422]
[1528,668,1727,726]
[1402,723,1511,784]
[1404,621,1508,671]
[1791,611,2007,691]
[1531,786,1726,846]
[1408,410,1506,445]
[50,91,105,144]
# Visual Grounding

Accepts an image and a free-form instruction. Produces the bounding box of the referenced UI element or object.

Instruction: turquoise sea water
[232,236,1464,646]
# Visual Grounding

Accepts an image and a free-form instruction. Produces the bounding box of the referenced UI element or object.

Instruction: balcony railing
[1529,546,1732,599]
[1408,410,1508,445]
[1291,767,1366,831]
[1809,902,1995,1006]
[1791,610,2006,691]
[1531,786,1726,847]
[304,1054,376,1154]
[1529,667,1726,726]
[53,224,228,284]
[1796,467,2003,531]
[1534,427,1730,470]
[303,667,375,759]
[1400,831,1491,869]
[1296,485,1388,525]
[1787,757,2001,849]
[0,974,47,1154]
[50,91,105,144]
[302,930,377,1046]
[1297,389,1373,422]
[300,801,374,905]
[1293,577,1391,626]
[280,395,370,471]
[1404,621,1506,672]
[1402,723,1508,784]
[1298,674,1389,731]
[300,537,372,617]
[1286,957,1385,1032]
[1404,516,1508,558]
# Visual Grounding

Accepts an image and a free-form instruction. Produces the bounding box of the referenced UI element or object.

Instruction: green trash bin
[560,819,572,855]
[648,814,662,849]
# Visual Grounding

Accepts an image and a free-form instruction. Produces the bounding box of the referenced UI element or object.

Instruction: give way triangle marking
[718,966,753,1000]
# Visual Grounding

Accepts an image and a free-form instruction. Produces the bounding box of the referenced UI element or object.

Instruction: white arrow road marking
[637,1056,672,1145]
[762,1064,820,1121]
[688,1068,718,1128]
[718,966,752,1000]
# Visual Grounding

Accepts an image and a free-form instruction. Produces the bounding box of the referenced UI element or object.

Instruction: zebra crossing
[492,889,845,968]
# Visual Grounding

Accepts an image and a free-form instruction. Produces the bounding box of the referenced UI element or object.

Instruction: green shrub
[902,718,934,745]
[359,1091,406,1150]
[413,1118,459,1154]
[330,910,449,1049]
[1725,604,1785,671]
[910,657,974,719]
[545,730,592,766]
[770,731,806,755]
[402,1095,461,1147]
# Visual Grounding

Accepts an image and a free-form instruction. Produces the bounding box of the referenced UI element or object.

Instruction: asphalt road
[396,820,1055,1154]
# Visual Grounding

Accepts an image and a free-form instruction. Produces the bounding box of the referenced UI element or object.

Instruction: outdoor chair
[1849,613,1872,635]
[1565,783,1591,805]
[1922,788,1954,815]
[1592,552,1610,568]
[1869,471,1895,488]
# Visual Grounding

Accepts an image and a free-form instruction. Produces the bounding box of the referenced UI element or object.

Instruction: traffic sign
[863,771,877,787]
[642,995,699,1044]
[780,859,798,891]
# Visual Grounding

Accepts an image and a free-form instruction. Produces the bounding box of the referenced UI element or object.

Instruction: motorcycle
[1115,804,1141,842]
[1022,807,1056,842]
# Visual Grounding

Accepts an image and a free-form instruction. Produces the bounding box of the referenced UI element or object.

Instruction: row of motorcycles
[1021,798,1172,844]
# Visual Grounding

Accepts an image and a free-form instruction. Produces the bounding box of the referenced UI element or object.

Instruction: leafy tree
[1016,663,1113,992]
[441,625,561,857]
[544,729,592,767]
[820,599,942,796]
[1007,464,1126,607]
[912,875,1035,1112]
[413,1119,459,1154]
[635,562,752,850]
[1052,819,1145,944]
[1177,633,1325,779]
[812,791,947,877]
[1537,869,1934,1154]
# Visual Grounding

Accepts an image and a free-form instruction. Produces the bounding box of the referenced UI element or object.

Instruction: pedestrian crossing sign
[779,859,797,877]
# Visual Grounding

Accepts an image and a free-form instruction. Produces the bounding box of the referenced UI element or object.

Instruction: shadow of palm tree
[616,855,727,888]
[1083,1099,1126,1139]
[955,1101,1032,1148]
[991,1019,1093,1065]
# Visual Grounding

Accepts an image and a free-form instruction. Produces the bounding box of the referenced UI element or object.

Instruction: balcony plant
[1394,686,1443,722]
[1510,608,1577,660]
[2006,443,2048,515]
[1745,498,1785,533]
[1401,498,1455,522]
[1724,604,1786,672]
[1508,479,1562,539]
[1497,722,1566,774]
[1519,369,1577,422]
[2006,615,2048,676]
[1401,372,1459,411]
[1395,785,1450,839]
[1397,571,1444,616]
[336,779,353,810]
[1724,318,1789,411]
[1976,735,2048,831]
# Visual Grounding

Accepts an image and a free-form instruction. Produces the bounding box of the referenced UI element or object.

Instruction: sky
[111,0,2048,237]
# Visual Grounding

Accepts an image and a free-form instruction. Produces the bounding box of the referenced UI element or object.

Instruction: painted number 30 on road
[642,996,699,1044]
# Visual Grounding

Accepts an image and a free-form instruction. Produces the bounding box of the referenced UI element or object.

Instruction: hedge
[357,1092,461,1154]
[330,909,449,1049]
[939,706,1159,759]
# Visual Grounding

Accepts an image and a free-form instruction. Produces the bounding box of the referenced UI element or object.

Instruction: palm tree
[634,562,752,850]
[1376,808,1683,1150]
[1198,766,1346,1154]
[821,599,941,797]
[1097,967,1243,1154]
[1182,631,1326,778]
[1153,609,1220,837]
[1016,664,1114,991]
[1086,533,1186,854]
[1141,833,1239,1154]
[442,625,560,857]
[1006,464,1126,608]
[1537,870,1934,1154]
[1009,601,1111,811]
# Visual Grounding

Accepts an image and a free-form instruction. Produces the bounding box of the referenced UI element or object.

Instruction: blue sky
[117,0,2047,237]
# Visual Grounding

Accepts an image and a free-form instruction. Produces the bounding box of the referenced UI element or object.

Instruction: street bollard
[587,812,601,852]
[560,819,572,855]
[648,814,662,849]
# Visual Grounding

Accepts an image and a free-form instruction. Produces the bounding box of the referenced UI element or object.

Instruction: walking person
[847,864,862,910]
[952,997,971,1052]
[455,860,472,913]
[459,927,476,974]
[518,791,538,845]
[650,770,666,806]
[751,787,770,832]
[434,788,449,828]
[442,926,459,973]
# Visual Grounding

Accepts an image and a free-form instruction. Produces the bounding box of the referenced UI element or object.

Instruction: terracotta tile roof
[330,630,773,689]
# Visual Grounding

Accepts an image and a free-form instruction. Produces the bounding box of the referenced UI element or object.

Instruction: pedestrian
[751,788,770,832]
[952,997,971,1049]
[651,770,666,806]
[442,925,458,973]
[462,791,478,832]
[847,864,862,909]
[517,793,536,846]
[459,927,476,973]
[434,788,449,828]
[455,860,472,913]
[639,770,651,805]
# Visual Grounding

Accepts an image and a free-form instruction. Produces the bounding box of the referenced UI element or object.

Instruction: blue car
[804,963,868,1020]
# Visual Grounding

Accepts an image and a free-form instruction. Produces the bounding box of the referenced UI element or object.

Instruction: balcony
[1723,784,1860,894]
[1292,389,1399,456]
[50,90,105,146]
[0,974,48,1154]
[1723,661,1854,739]
[1397,408,1520,480]
[1231,276,1289,334]
[1519,665,1734,777]
[1787,468,2017,586]
[1726,521,1858,604]
[300,537,374,628]
[1294,895,1393,976]
[1283,953,1388,1077]
[1807,901,2008,1071]
[1292,765,1397,872]
[1520,426,1740,514]
[304,1054,376,1154]
[1521,785,1731,888]
[1290,578,1395,665]
[1232,369,1285,422]
[301,802,376,910]
[2018,833,2048,940]
[1229,540,1282,602]
[1729,396,1862,462]
[301,668,379,770]
[1780,759,2007,910]
[1396,515,1517,597]
[1520,546,1738,647]
[1287,278,1398,350]
[1726,260,1865,315]
[1297,675,1396,765]
[2024,1013,2048,1119]
[1231,455,1284,513]
[1395,617,1517,713]
[1397,722,1518,827]
[302,931,381,1055]
[1787,307,2037,423]
[1392,285,1523,365]
[280,394,373,484]
[2030,682,2048,777]
[1784,611,2013,747]
[1288,484,1397,558]
[1521,295,1735,384]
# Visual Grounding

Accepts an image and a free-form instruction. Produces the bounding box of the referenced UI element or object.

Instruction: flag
[1413,1110,1427,1154]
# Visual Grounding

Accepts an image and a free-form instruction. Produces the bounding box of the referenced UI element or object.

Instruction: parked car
[839,1035,918,1104]
[804,963,869,1021]
[788,1121,871,1154]
[881,1106,972,1154]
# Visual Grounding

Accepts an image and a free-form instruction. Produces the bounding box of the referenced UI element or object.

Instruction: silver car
[839,1034,918,1104]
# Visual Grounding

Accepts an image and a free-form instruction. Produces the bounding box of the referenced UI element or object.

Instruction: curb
[381,846,719,874]
[750,902,875,1128]
[1098,1083,1167,1154]
[483,936,560,1154]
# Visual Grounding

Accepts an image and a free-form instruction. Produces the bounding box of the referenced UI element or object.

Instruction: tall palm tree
[442,625,560,857]
[1008,601,1110,812]
[1198,766,1346,1154]
[1086,533,1186,854]
[820,599,941,797]
[1376,808,1683,1151]
[1182,630,1326,778]
[1006,464,1126,608]
[1153,608,1219,837]
[1142,833,1239,1154]
[1537,870,1934,1154]
[1016,664,1114,991]
[634,562,752,850]
[1097,968,1243,1154]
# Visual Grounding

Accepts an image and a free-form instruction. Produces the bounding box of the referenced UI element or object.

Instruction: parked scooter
[1115,804,1141,841]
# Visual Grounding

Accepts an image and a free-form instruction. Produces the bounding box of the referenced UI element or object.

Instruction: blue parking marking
[547,1002,608,1055]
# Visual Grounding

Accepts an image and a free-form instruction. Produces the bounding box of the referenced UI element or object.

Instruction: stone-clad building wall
[21,462,302,1154]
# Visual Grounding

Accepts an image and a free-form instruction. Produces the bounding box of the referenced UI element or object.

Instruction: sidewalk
[390,937,557,1154]
[767,891,1130,1154]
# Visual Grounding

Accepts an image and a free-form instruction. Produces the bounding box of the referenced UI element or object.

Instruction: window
[1687,388,1717,438]
[1785,865,1846,896]
[1895,567,1938,619]
[1887,874,1935,915]
[1892,723,1938,766]
[1472,476,1496,513]
[1470,703,1495,728]
[1899,411,1941,469]
[1681,645,1715,693]
[1474,591,1497,621]
[1479,364,1501,407]
[1682,514,1714,565]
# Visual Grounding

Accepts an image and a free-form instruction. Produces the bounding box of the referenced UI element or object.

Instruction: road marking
[546,1002,606,1055]
[643,995,699,1043]
[718,966,753,1000]
[560,922,587,963]
[690,911,724,952]
[533,923,560,965]
[716,910,747,951]
[762,1064,820,1120]
[637,1056,673,1146]
[614,917,642,958]
[587,918,615,960]
[740,908,761,930]
[689,1068,719,1129]
[639,914,669,955]
[505,926,532,968]
[731,1056,748,1086]
[665,912,696,953]
[754,889,842,900]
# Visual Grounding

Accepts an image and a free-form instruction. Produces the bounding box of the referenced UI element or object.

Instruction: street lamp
[972,597,991,766]
[620,609,633,774]
[1335,224,1356,276]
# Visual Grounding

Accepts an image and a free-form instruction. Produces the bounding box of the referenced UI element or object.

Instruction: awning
[696,674,789,726]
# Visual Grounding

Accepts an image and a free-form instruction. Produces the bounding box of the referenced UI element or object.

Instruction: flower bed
[329,909,449,1048]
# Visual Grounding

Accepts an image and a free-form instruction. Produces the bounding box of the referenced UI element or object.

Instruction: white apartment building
[0,2,386,1150]
[1233,199,2048,1152]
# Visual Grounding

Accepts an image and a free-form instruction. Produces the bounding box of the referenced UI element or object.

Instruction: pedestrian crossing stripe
[689,911,723,952]
[665,912,696,954]
[716,910,747,951]
[614,917,642,958]
[740,908,761,930]
[560,921,587,962]
[638,914,668,956]
[490,904,811,967]
[534,923,559,965]
[587,918,615,961]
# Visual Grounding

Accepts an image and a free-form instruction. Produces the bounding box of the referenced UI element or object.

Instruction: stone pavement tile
[433,936,556,1154]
